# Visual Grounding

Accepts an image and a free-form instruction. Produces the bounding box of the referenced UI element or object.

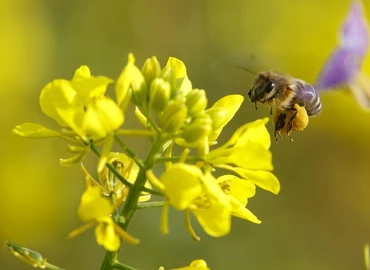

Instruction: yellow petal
[228,196,261,224]
[160,164,204,210]
[217,175,256,205]
[116,53,146,106]
[166,57,187,79]
[97,135,114,174]
[134,106,148,127]
[217,164,280,194]
[60,153,87,166]
[78,186,112,221]
[68,221,96,239]
[95,219,120,251]
[83,97,124,139]
[172,259,210,270]
[207,95,244,141]
[71,65,114,104]
[72,65,91,79]
[12,123,61,138]
[80,163,106,192]
[210,142,273,171]
[112,222,140,245]
[39,79,77,127]
[191,200,231,237]
[72,75,114,105]
[226,118,270,149]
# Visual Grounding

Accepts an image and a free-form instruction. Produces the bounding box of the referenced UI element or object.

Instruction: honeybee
[247,71,322,141]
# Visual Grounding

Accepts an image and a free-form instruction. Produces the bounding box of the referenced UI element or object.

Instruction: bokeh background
[1,0,370,269]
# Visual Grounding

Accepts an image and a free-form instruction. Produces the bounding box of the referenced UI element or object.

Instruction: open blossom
[95,152,151,202]
[13,65,124,140]
[12,66,125,165]
[206,118,280,194]
[13,66,124,140]
[39,65,124,139]
[148,163,260,238]
[68,186,139,251]
[315,0,370,109]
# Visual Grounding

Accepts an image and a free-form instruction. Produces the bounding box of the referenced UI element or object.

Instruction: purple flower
[315,1,370,108]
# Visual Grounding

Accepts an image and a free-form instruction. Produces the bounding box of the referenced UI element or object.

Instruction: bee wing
[348,72,370,109]
[290,79,315,98]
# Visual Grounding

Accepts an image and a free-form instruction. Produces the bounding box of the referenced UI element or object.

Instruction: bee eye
[265,81,275,93]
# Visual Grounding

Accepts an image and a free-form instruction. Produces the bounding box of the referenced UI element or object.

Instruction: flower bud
[5,241,46,268]
[116,53,147,107]
[177,75,192,97]
[182,113,212,143]
[166,57,187,79]
[159,100,188,132]
[149,78,171,111]
[160,67,176,92]
[186,89,208,116]
[141,56,161,86]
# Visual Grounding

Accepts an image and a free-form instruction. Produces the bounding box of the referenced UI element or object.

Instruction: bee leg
[254,102,258,110]
[274,113,286,142]
[270,107,273,115]
[286,108,298,142]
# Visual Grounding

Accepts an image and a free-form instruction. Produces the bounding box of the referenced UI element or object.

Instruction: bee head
[248,79,276,103]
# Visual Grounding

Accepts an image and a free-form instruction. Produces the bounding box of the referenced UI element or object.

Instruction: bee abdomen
[293,80,322,116]
[306,93,322,116]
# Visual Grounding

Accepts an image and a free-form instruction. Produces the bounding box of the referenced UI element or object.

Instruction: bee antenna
[232,64,257,75]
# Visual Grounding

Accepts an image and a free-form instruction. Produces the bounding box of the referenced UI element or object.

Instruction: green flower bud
[149,78,171,111]
[160,67,176,91]
[177,75,192,97]
[159,100,188,132]
[5,241,47,268]
[142,56,161,86]
[186,89,208,116]
[166,57,187,79]
[163,57,191,99]
[183,113,212,143]
[116,54,147,107]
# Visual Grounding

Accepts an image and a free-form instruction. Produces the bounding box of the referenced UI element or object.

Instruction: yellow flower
[207,118,280,194]
[115,53,147,108]
[97,152,151,202]
[149,164,233,237]
[217,175,260,223]
[68,186,139,251]
[38,65,124,140]
[171,259,210,270]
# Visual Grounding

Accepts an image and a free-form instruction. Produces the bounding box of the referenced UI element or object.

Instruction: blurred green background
[2,0,370,269]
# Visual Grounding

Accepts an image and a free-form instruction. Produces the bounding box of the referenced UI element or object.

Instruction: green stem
[140,106,160,133]
[155,156,203,164]
[112,262,138,270]
[116,129,155,137]
[114,135,145,169]
[120,134,165,228]
[137,201,166,209]
[44,262,65,270]
[90,143,163,196]
[99,134,168,270]
[99,252,117,270]
[90,144,133,188]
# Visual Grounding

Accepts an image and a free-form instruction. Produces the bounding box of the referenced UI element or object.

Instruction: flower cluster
[12,53,280,269]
